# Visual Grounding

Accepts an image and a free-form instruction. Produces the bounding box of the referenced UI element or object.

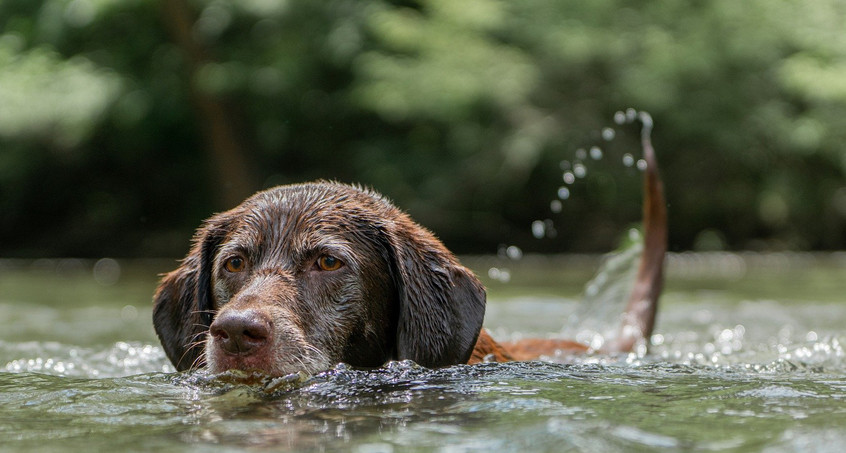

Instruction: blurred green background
[2,0,846,258]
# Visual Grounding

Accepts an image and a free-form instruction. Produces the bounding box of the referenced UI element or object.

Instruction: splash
[488,244,526,283]
[544,108,651,221]
[563,229,644,350]
[524,109,665,356]
[492,109,660,297]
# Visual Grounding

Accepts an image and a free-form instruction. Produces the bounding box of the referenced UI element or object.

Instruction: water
[2,255,846,452]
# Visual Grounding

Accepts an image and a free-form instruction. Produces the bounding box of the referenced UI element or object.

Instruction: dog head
[152,182,485,376]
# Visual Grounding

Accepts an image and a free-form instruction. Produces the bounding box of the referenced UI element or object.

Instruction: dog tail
[608,112,667,354]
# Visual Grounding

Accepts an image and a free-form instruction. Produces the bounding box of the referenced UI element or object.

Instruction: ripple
[738,385,819,399]
[1,341,173,378]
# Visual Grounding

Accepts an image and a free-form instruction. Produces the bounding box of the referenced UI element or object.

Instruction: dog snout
[210,309,271,356]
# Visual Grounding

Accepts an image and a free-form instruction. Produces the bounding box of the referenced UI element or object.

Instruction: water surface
[1,254,845,452]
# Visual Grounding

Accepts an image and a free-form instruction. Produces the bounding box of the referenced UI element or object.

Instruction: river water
[1,253,845,452]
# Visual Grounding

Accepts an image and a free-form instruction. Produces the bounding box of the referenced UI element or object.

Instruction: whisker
[288,349,313,374]
[300,343,332,372]
[176,332,209,370]
[191,349,207,370]
[190,309,216,322]
[188,340,208,370]
[305,344,330,364]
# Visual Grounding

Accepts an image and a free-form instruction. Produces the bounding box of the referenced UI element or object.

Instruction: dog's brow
[297,233,357,262]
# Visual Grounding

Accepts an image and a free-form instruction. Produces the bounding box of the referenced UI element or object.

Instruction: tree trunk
[160,0,256,209]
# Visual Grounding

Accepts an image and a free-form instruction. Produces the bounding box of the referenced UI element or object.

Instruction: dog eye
[316,255,343,271]
[224,256,246,273]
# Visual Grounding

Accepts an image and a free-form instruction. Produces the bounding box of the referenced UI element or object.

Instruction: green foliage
[2,0,846,257]
[0,42,121,147]
[353,0,538,122]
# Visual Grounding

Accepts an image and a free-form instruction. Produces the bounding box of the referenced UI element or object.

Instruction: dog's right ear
[152,212,234,371]
[384,215,487,368]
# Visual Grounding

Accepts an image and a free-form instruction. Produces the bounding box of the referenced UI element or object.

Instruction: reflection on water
[4,359,846,451]
[1,255,846,452]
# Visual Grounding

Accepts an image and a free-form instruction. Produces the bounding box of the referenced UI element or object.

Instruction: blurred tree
[1,0,846,257]
[160,0,257,208]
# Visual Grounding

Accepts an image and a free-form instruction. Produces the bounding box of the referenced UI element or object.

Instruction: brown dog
[153,144,666,376]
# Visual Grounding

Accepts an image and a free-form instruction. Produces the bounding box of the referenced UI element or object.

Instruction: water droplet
[487,267,511,283]
[613,111,626,125]
[589,146,603,160]
[806,331,818,342]
[622,153,635,167]
[531,221,546,239]
[544,219,557,238]
[121,304,138,321]
[637,159,648,171]
[626,108,638,123]
[628,228,641,242]
[93,258,121,286]
[601,128,615,141]
[575,148,587,160]
[506,245,524,260]
[550,200,562,213]
[559,160,571,171]
[573,163,587,178]
[562,172,575,184]
[557,186,570,200]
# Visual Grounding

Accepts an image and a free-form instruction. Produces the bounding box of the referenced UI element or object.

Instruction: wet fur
[153,183,485,374]
[154,155,665,375]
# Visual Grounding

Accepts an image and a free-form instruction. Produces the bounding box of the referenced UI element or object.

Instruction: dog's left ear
[152,211,234,371]
[386,217,486,368]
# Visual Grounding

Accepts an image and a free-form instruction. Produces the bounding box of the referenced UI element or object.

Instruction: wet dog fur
[153,143,665,376]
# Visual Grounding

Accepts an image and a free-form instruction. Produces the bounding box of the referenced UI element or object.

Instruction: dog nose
[209,310,271,355]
